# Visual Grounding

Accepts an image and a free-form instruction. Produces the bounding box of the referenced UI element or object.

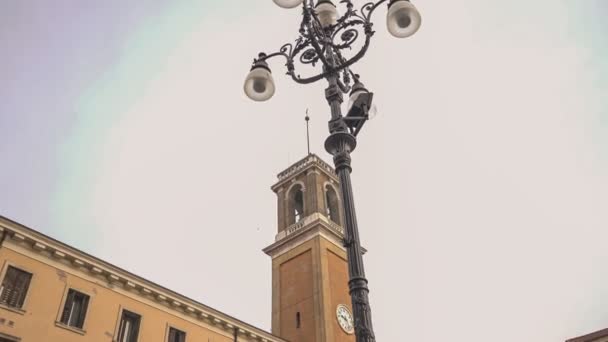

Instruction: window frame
[0,331,21,341]
[0,262,34,313]
[56,287,91,332]
[166,325,187,342]
[114,307,142,342]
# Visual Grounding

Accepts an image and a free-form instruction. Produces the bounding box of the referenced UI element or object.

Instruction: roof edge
[271,153,338,192]
[567,328,608,342]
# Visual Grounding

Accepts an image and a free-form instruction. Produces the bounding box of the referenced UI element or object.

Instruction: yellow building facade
[0,154,355,342]
[0,215,286,342]
[567,329,608,342]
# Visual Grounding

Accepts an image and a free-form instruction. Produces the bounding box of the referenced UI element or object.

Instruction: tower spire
[305,109,311,155]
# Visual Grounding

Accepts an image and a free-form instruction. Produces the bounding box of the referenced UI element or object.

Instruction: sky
[1,0,607,341]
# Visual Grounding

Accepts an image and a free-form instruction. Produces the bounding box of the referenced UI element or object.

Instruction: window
[168,327,186,342]
[0,266,32,309]
[117,310,141,342]
[296,312,301,329]
[60,289,90,329]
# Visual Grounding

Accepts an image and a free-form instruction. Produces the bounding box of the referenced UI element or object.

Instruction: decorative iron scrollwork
[300,48,319,65]
[253,0,388,85]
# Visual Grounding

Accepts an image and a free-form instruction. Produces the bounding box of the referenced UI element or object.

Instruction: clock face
[336,304,354,334]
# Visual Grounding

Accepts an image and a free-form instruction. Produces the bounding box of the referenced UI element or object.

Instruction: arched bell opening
[325,184,341,225]
[287,184,305,225]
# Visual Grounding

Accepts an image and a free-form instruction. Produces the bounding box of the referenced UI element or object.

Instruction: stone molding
[265,213,366,259]
[284,180,307,199]
[0,216,286,342]
[272,154,338,192]
[274,213,344,242]
[263,213,347,258]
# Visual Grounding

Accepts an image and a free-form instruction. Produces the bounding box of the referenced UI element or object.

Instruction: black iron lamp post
[244,1,421,341]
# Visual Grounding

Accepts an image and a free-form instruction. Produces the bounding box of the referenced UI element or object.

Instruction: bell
[387,0,421,38]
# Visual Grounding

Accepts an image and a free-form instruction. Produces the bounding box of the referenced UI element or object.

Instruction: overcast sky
[1,1,607,341]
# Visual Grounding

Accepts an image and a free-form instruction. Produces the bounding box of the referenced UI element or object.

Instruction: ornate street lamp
[244,1,421,341]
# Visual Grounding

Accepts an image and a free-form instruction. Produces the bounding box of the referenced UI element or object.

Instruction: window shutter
[76,293,89,328]
[0,267,32,308]
[14,269,31,308]
[60,290,76,324]
[118,317,128,341]
[117,311,141,342]
[130,315,140,342]
[0,268,17,305]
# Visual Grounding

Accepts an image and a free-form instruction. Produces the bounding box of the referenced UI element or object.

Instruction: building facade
[0,215,286,342]
[567,328,608,342]
[0,153,354,342]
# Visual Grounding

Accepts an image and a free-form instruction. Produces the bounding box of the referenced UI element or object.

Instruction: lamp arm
[291,71,328,84]
[249,0,391,87]
[253,46,329,85]
[361,0,388,22]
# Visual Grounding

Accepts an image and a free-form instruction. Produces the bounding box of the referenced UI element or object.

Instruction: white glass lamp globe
[387,0,421,38]
[244,65,275,102]
[315,1,338,28]
[273,0,303,9]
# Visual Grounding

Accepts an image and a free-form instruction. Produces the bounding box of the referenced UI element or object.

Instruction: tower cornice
[263,213,345,258]
[271,154,338,192]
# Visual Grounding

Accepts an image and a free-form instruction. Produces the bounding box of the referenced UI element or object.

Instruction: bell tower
[264,154,356,342]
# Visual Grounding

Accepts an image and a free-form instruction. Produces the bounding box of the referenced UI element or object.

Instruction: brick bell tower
[264,154,356,342]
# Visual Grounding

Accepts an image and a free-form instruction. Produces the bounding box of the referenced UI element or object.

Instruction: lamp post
[244,1,421,341]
